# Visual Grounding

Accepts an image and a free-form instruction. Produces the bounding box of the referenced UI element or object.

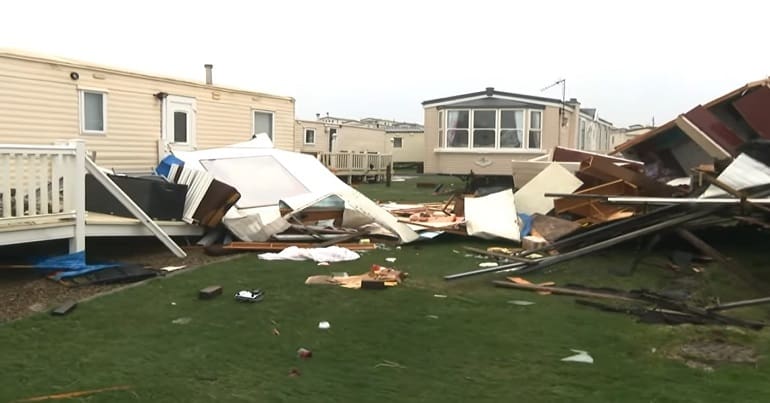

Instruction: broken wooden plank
[579,156,679,197]
[462,246,541,264]
[223,242,377,252]
[492,280,640,302]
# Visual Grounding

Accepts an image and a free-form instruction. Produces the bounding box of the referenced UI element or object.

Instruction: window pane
[173,111,188,143]
[528,130,541,149]
[254,112,273,138]
[447,129,468,147]
[84,92,104,131]
[500,129,522,147]
[530,111,542,129]
[447,110,469,129]
[305,129,315,143]
[473,130,495,147]
[473,110,495,129]
[501,110,523,129]
[393,137,403,148]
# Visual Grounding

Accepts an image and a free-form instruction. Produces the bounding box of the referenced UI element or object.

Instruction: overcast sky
[2,0,768,127]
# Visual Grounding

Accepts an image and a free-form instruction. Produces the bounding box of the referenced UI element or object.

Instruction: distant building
[300,114,425,165]
[610,124,654,149]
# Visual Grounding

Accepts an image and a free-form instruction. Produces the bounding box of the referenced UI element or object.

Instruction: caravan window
[253,110,274,140]
[79,90,107,134]
[304,128,316,144]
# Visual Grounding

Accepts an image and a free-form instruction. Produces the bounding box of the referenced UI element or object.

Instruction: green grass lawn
[1,174,769,402]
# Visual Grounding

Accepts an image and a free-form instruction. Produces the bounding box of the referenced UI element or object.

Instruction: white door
[163,95,196,148]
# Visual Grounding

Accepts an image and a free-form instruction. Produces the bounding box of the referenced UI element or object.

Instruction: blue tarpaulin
[33,251,121,280]
[518,213,533,238]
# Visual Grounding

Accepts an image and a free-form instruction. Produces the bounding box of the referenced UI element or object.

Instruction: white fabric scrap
[561,349,594,364]
[258,246,360,263]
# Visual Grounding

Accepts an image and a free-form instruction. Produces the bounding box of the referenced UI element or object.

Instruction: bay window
[440,108,543,150]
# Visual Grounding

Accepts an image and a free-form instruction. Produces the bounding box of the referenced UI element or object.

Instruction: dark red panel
[733,86,770,140]
[684,106,744,154]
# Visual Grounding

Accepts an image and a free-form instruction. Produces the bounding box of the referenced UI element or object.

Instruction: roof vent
[485,87,495,97]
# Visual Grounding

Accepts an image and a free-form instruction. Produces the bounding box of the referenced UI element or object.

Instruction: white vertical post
[69,140,86,253]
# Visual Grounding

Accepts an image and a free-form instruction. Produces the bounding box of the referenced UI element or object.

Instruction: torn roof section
[613,78,770,175]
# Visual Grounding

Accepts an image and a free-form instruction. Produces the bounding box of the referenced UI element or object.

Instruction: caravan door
[163,95,197,150]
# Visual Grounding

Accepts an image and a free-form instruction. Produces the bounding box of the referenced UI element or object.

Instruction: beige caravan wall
[387,131,424,163]
[423,106,440,172]
[294,120,388,154]
[334,125,388,153]
[295,120,329,155]
[0,53,294,172]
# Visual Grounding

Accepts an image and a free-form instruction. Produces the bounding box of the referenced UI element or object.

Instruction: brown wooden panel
[684,106,744,154]
[733,86,770,140]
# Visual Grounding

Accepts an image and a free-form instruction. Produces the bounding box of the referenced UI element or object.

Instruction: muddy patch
[667,339,760,371]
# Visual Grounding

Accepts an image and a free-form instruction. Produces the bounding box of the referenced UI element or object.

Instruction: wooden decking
[318,152,392,183]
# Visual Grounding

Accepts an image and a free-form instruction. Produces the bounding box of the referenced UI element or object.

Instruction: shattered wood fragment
[579,156,679,197]
[530,214,581,242]
[706,296,770,312]
[462,246,540,264]
[522,235,549,251]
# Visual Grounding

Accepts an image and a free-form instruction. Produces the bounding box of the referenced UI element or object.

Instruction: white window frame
[527,110,543,150]
[304,128,316,145]
[499,109,525,149]
[471,109,498,149]
[78,88,108,135]
[252,110,275,140]
[441,108,544,151]
[392,137,403,148]
[445,109,471,149]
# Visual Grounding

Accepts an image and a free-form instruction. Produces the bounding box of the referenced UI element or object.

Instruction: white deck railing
[318,152,392,183]
[0,140,86,251]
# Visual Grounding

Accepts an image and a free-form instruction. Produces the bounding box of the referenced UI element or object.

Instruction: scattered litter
[171,302,177,306]
[374,360,406,369]
[199,285,223,300]
[385,257,397,263]
[51,301,77,316]
[318,321,331,330]
[359,238,371,244]
[305,265,404,289]
[272,328,281,336]
[297,347,312,359]
[317,262,330,266]
[172,317,192,325]
[507,300,535,306]
[426,315,439,319]
[433,294,447,298]
[288,367,301,377]
[160,265,187,272]
[452,249,461,254]
[235,289,264,303]
[561,349,594,364]
[478,262,499,268]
